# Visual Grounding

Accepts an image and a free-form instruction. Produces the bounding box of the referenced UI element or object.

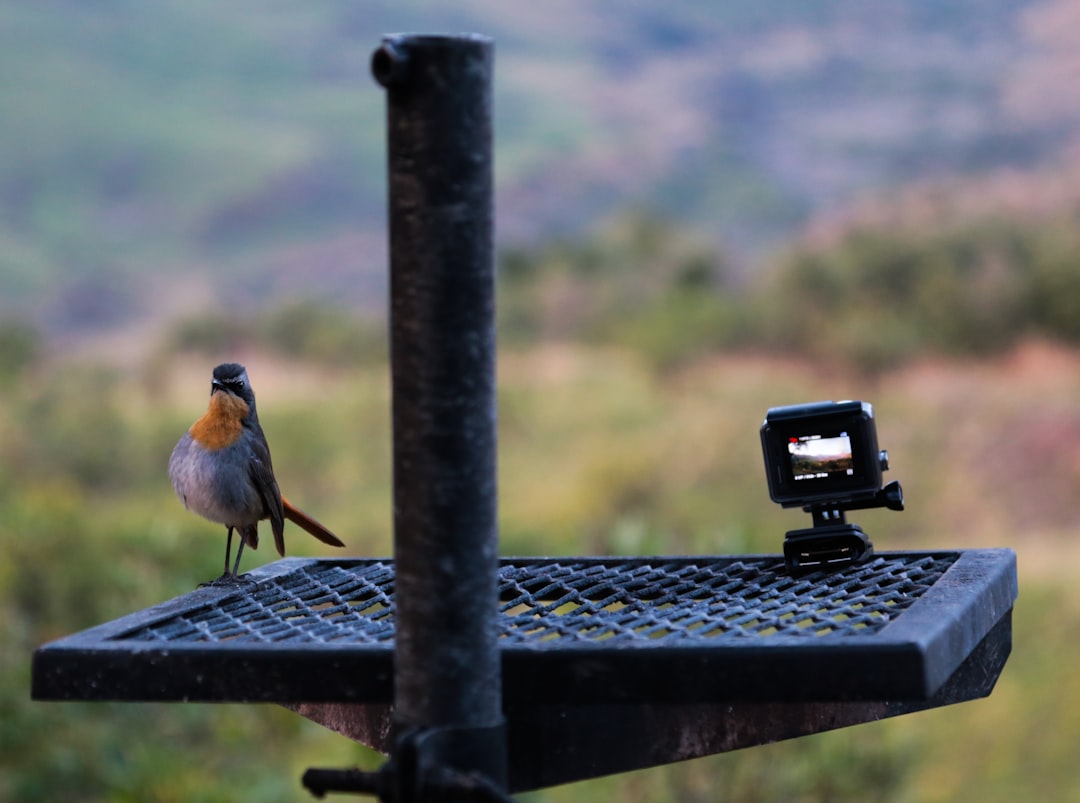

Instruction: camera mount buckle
[783,481,904,573]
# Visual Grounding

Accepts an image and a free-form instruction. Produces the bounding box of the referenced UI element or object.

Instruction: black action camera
[761,400,903,572]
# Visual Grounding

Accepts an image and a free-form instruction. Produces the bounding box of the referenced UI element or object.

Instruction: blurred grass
[3,332,1074,801]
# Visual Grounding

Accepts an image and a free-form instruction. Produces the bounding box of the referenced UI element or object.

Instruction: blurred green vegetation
[166,299,388,366]
[499,208,1080,375]
[8,209,1080,800]
[498,212,750,372]
[761,215,1080,373]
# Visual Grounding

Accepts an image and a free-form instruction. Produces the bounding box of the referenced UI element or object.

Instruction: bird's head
[210,363,256,408]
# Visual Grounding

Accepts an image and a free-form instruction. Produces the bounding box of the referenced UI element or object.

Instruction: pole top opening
[372,33,493,88]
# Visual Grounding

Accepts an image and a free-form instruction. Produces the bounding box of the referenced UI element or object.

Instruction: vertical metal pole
[372,34,505,799]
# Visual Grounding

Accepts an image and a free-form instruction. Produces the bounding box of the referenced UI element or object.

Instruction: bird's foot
[198,572,256,589]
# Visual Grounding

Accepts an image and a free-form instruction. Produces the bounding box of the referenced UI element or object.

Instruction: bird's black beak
[211,379,225,395]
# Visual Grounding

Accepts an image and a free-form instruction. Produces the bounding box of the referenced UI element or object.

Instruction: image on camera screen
[788,433,854,481]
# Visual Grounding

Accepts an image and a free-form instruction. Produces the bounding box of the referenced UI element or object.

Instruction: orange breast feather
[188,393,250,450]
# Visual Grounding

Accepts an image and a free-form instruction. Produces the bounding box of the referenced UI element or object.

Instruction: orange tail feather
[281,496,346,548]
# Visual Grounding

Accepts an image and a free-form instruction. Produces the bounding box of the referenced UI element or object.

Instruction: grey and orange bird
[169,362,345,579]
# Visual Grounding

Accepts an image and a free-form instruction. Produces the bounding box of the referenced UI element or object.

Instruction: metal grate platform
[33,549,1016,706]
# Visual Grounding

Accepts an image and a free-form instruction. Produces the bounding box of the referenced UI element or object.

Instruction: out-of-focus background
[4,1,1080,800]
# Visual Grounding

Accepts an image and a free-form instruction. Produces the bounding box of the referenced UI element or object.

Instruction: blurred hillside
[6,0,1080,340]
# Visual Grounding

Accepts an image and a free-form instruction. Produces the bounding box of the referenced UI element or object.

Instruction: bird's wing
[246,426,286,556]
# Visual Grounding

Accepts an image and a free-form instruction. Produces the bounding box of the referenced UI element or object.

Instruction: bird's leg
[231,538,246,577]
[223,526,235,577]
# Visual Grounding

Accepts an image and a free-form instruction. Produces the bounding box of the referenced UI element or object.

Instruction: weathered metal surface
[33,550,1016,705]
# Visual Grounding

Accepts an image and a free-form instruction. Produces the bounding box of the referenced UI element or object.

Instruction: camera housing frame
[761,399,882,509]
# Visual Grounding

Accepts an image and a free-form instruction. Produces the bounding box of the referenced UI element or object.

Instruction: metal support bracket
[304,722,510,802]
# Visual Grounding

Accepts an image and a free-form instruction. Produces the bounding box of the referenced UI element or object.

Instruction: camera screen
[789,433,854,482]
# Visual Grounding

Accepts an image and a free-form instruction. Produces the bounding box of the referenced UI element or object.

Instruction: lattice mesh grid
[115,554,956,646]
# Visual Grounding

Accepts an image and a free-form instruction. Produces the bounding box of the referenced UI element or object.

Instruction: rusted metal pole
[372,33,505,801]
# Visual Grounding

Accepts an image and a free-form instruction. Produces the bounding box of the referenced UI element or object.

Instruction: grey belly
[169,435,262,527]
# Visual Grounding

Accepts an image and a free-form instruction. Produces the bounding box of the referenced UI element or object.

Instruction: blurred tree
[0,319,39,388]
[760,214,1080,371]
[257,299,385,365]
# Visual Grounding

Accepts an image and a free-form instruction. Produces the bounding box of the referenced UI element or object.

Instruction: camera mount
[783,479,904,572]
